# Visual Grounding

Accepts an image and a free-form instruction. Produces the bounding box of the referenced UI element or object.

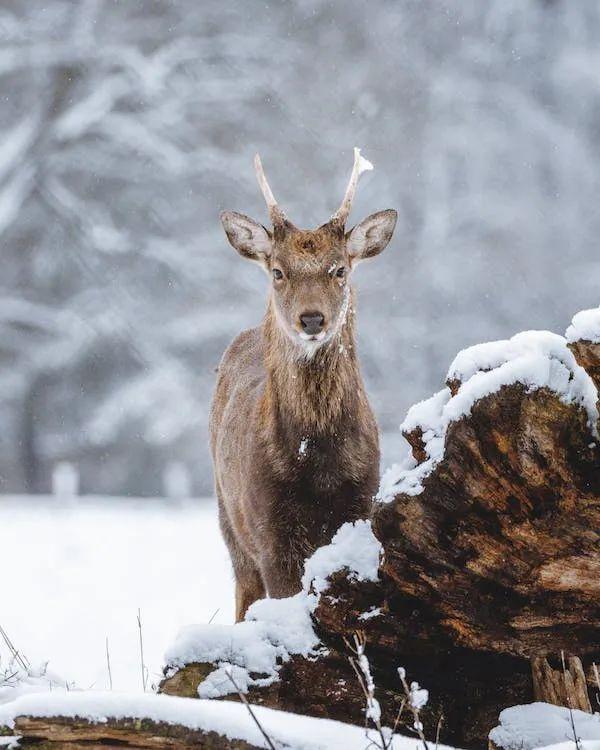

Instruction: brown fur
[212,203,396,621]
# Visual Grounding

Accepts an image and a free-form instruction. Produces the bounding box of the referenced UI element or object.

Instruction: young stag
[211,149,397,621]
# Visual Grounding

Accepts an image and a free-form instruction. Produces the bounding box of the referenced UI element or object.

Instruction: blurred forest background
[1,0,599,496]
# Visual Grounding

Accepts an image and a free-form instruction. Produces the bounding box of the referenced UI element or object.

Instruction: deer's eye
[335,266,346,278]
[272,268,284,280]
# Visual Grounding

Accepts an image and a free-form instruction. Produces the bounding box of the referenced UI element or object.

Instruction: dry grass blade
[435,713,444,750]
[137,608,147,692]
[105,636,113,691]
[561,650,583,750]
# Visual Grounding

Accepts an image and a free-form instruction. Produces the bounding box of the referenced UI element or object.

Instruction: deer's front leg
[259,552,304,600]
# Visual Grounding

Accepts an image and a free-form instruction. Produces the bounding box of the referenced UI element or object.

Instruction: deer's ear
[346,209,397,263]
[220,211,272,264]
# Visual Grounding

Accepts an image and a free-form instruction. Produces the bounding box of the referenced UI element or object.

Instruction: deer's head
[221,149,397,354]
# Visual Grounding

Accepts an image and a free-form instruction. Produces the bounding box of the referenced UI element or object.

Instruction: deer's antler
[254,153,289,227]
[331,147,373,226]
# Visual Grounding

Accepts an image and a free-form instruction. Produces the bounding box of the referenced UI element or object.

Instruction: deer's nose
[300,312,325,336]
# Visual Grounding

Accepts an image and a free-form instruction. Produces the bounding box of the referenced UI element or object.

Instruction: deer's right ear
[220,211,272,264]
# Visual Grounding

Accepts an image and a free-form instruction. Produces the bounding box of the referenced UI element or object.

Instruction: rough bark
[0,715,260,749]
[373,383,600,658]
[162,338,600,749]
[160,663,216,700]
[369,370,599,745]
[569,339,600,394]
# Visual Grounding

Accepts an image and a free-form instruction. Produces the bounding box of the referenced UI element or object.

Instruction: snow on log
[488,703,600,750]
[373,327,599,657]
[378,329,598,502]
[0,690,449,750]
[368,322,600,745]
[160,309,600,750]
[565,307,600,346]
[161,520,380,703]
[566,306,600,398]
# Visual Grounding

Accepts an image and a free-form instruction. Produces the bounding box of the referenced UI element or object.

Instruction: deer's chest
[290,433,347,493]
[264,431,372,537]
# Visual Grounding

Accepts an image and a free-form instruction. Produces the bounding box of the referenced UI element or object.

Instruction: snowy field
[0,496,234,691]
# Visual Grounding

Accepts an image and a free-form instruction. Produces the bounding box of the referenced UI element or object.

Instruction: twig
[105,637,113,691]
[345,631,391,750]
[391,696,407,735]
[397,667,430,750]
[208,608,220,624]
[0,624,29,671]
[0,670,19,688]
[225,669,276,750]
[397,672,428,749]
[137,608,147,692]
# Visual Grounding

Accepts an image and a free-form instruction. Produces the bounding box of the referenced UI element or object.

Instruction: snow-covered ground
[2,497,599,750]
[0,496,234,692]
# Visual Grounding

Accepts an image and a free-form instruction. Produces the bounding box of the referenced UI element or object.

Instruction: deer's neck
[262,290,366,435]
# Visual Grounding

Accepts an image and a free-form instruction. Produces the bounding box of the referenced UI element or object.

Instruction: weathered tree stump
[531,655,592,713]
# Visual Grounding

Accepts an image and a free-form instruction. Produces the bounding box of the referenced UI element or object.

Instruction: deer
[211,149,397,622]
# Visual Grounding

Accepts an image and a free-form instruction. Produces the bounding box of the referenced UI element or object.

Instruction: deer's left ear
[346,209,397,263]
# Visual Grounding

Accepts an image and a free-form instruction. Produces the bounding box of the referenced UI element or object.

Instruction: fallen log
[0,693,265,750]
[161,308,600,749]
[1,714,259,749]
[0,690,440,750]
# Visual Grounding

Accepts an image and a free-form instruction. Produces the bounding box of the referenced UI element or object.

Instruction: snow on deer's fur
[211,149,397,621]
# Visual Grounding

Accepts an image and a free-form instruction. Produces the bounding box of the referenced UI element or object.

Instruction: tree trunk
[20,375,42,493]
